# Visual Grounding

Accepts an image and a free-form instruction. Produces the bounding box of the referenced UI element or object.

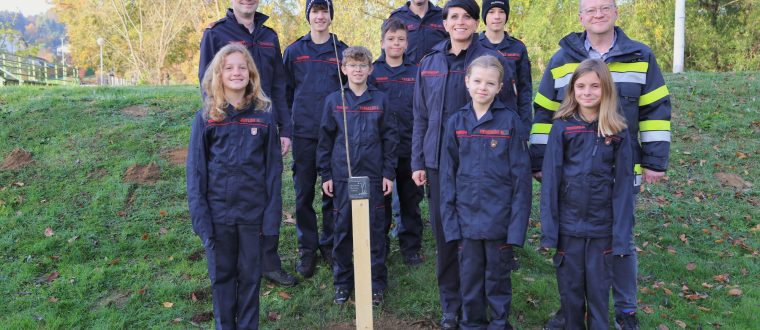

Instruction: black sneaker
[614,311,640,330]
[543,311,565,330]
[334,288,351,305]
[440,312,458,330]
[371,290,384,307]
[295,252,317,278]
[403,252,425,267]
[262,269,298,287]
[319,246,333,267]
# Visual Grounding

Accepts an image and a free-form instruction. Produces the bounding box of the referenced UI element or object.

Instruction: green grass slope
[0,72,757,329]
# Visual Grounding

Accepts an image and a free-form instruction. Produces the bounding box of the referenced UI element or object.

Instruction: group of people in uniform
[186,0,672,329]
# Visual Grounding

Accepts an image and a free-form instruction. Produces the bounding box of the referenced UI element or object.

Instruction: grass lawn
[0,71,757,329]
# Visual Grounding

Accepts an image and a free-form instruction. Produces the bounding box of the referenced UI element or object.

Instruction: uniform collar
[226,9,270,31]
[375,52,413,67]
[560,26,641,60]
[478,31,513,48]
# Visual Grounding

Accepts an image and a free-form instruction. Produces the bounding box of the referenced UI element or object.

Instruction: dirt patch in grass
[190,287,211,302]
[86,168,109,180]
[123,163,160,184]
[191,311,214,323]
[329,315,436,330]
[97,291,131,309]
[714,172,753,190]
[188,249,205,262]
[120,105,152,117]
[162,148,187,166]
[1,148,33,170]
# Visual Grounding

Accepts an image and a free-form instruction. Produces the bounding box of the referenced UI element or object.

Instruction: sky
[0,0,52,16]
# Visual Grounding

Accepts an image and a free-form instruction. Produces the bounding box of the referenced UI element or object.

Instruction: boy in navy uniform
[283,0,348,278]
[317,46,398,306]
[411,1,522,328]
[198,0,296,287]
[478,0,532,139]
[388,0,448,64]
[369,18,425,266]
[440,55,531,329]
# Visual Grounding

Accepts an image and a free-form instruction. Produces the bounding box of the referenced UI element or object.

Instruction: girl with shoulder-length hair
[188,43,282,329]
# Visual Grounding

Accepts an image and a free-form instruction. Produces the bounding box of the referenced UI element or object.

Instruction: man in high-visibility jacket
[531,1,671,329]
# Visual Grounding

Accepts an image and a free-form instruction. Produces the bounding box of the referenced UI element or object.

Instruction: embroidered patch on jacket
[251,127,258,136]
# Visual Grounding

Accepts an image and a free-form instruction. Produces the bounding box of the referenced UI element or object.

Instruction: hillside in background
[0,10,66,61]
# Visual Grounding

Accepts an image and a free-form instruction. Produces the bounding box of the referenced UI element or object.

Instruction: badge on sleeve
[490,139,498,148]
[251,127,258,136]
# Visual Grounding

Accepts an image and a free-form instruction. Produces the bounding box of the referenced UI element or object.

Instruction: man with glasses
[531,1,671,329]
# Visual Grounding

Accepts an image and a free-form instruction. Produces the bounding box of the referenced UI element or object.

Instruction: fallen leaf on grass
[191,293,198,302]
[46,272,60,283]
[137,286,147,295]
[262,290,271,296]
[109,257,121,266]
[319,283,327,290]
[277,291,291,300]
[713,274,730,283]
[48,297,58,303]
[162,301,173,308]
[141,233,150,240]
[641,305,654,314]
[171,318,183,324]
[675,320,687,328]
[663,288,673,296]
[282,211,296,225]
[735,151,748,159]
[12,181,25,187]
[267,311,281,321]
[702,282,714,289]
[640,287,654,295]
[658,325,669,330]
[44,227,54,237]
[159,210,168,216]
[698,306,711,312]
[667,246,677,254]
[686,262,696,271]
[728,288,742,296]
[117,211,126,217]
[67,236,79,243]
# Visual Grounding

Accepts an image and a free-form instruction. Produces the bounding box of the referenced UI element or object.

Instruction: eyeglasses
[580,5,615,16]
[344,64,370,70]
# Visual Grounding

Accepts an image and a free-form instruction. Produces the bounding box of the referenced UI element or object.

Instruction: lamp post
[96,37,105,85]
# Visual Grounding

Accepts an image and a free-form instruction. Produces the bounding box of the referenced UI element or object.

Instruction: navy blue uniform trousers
[554,235,613,330]
[427,168,461,314]
[458,239,515,330]
[384,156,424,257]
[292,137,334,256]
[206,223,262,330]
[332,179,388,291]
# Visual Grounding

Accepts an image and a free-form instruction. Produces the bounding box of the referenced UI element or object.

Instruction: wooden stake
[349,176,373,330]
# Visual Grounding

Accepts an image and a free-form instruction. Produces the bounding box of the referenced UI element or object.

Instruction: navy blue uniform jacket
[369,54,417,158]
[317,85,399,182]
[186,105,283,241]
[540,117,635,255]
[199,10,291,138]
[388,2,448,64]
[283,33,348,139]
[439,100,532,245]
[478,32,532,136]
[412,38,524,172]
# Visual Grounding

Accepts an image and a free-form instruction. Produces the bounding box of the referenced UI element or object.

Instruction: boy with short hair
[388,0,449,64]
[479,0,532,138]
[317,46,398,306]
[283,0,348,278]
[370,18,425,266]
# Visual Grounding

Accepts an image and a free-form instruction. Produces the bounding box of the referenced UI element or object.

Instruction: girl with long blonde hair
[187,43,282,329]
